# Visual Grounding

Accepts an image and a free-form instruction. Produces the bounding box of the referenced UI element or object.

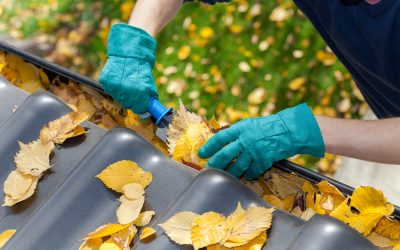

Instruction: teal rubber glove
[99,24,158,114]
[198,104,325,180]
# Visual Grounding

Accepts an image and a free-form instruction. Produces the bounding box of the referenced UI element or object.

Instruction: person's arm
[316,116,400,164]
[129,0,183,37]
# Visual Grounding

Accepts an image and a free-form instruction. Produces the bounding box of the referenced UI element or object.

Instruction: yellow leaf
[394,243,400,250]
[98,242,121,250]
[191,212,228,250]
[317,180,345,211]
[79,238,103,250]
[330,186,394,236]
[139,227,156,241]
[0,229,16,248]
[207,231,267,250]
[374,217,400,240]
[133,211,156,227]
[96,160,152,193]
[178,46,191,60]
[40,111,88,144]
[84,224,129,240]
[200,27,214,39]
[3,172,39,206]
[262,195,284,210]
[208,115,221,130]
[222,203,274,248]
[117,195,145,224]
[124,110,155,142]
[167,101,213,168]
[14,140,54,176]
[247,88,266,105]
[159,211,200,245]
[288,77,306,91]
[302,181,318,209]
[111,224,137,249]
[19,80,44,94]
[3,170,34,200]
[122,183,145,200]
[367,232,398,248]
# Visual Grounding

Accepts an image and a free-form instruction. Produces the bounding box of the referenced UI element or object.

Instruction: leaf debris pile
[80,160,155,250]
[2,111,87,206]
[159,202,274,250]
[254,168,400,249]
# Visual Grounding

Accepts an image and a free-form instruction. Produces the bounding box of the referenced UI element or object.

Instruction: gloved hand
[99,24,158,114]
[198,104,325,180]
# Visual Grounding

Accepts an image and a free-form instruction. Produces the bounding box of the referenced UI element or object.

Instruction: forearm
[129,0,183,37]
[316,116,400,164]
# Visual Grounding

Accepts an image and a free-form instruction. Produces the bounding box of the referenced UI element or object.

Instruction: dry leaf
[98,242,121,250]
[122,183,145,200]
[79,238,103,250]
[222,203,274,248]
[3,174,39,206]
[316,180,345,211]
[159,211,200,245]
[265,172,304,199]
[330,186,394,236]
[133,211,156,227]
[111,224,137,249]
[3,170,35,200]
[14,140,54,176]
[124,110,155,142]
[39,111,88,144]
[167,100,213,168]
[139,227,156,241]
[84,224,129,240]
[191,212,228,250]
[300,207,316,221]
[367,232,398,248]
[96,160,152,193]
[117,195,145,224]
[0,229,16,248]
[374,217,400,240]
[207,231,267,250]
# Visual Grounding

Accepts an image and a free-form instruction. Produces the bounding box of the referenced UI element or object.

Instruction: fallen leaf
[3,170,34,200]
[0,229,16,248]
[330,186,394,236]
[96,160,152,193]
[316,180,345,210]
[367,232,398,248]
[98,242,121,250]
[159,211,200,245]
[111,224,137,249]
[40,111,88,144]
[122,183,145,200]
[3,172,39,206]
[207,231,267,250]
[222,203,274,248]
[79,238,103,250]
[117,195,145,224]
[191,212,228,250]
[265,172,304,199]
[84,224,130,240]
[133,211,156,227]
[374,217,400,240]
[14,140,54,176]
[139,227,156,241]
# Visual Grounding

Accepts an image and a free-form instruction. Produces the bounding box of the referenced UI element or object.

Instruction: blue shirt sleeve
[293,0,400,118]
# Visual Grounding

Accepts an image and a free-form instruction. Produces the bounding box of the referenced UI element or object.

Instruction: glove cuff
[278,103,325,157]
[107,24,157,67]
